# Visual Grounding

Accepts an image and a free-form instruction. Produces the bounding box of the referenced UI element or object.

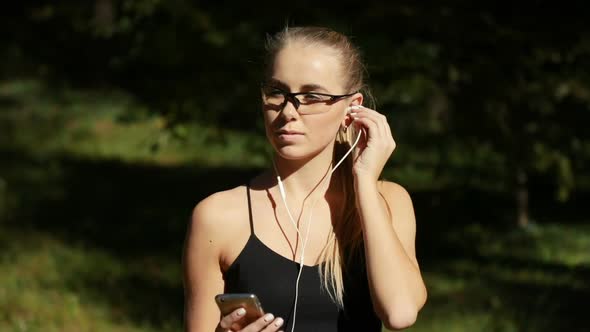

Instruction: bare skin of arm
[183,193,228,331]
[357,180,427,330]
[346,103,427,330]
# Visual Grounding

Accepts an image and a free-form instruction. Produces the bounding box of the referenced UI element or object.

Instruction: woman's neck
[272,145,340,203]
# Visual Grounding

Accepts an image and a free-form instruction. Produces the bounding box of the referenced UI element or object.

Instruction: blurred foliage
[0,79,269,167]
[0,227,179,332]
[3,1,589,205]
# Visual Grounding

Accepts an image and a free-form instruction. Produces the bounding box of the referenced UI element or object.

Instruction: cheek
[262,105,278,124]
[263,110,295,152]
[308,113,343,141]
[263,112,276,137]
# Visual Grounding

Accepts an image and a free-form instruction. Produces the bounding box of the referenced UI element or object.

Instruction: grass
[1,78,589,331]
[0,227,180,332]
[403,223,590,332]
[0,79,269,167]
[2,220,587,332]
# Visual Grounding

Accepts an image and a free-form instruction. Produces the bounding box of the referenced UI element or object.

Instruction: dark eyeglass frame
[261,84,357,110]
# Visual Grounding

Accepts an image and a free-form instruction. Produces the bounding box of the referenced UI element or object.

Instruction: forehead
[271,42,344,92]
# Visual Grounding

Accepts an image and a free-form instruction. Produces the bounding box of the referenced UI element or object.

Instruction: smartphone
[215,293,265,324]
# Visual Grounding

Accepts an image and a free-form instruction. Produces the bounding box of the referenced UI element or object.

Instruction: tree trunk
[516,169,529,227]
[94,0,114,31]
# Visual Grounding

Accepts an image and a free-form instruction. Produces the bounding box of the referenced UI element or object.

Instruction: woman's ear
[350,92,364,107]
[342,113,353,128]
[342,92,364,127]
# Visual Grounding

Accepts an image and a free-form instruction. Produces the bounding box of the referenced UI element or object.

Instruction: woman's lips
[276,130,304,141]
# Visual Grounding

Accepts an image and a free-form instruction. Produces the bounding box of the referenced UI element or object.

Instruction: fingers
[242,313,284,332]
[219,308,247,330]
[349,106,396,151]
[349,106,387,134]
[349,106,381,130]
[259,314,284,332]
[219,308,284,332]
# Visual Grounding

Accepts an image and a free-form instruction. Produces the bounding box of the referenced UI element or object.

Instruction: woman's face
[262,42,361,161]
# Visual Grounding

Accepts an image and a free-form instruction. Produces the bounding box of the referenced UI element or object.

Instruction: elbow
[380,289,427,331]
[382,306,418,331]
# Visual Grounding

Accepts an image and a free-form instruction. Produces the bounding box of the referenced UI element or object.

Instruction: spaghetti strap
[246,184,255,235]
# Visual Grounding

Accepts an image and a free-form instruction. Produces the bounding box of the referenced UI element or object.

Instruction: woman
[183,26,427,332]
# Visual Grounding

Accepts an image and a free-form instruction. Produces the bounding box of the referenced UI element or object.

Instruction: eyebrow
[267,78,330,93]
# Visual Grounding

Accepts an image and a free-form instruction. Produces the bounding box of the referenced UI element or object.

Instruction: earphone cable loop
[272,128,363,332]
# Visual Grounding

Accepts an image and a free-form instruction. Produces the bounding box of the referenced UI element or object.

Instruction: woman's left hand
[348,105,396,182]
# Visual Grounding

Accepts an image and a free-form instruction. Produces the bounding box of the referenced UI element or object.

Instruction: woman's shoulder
[189,185,250,240]
[376,180,415,216]
[377,180,412,200]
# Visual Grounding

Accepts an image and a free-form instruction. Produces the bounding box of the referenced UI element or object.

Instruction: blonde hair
[264,26,376,307]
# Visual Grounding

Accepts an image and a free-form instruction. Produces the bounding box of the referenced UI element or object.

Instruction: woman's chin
[274,145,309,160]
[273,143,331,162]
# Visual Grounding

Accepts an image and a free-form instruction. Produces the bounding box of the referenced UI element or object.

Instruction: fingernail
[274,318,284,327]
[236,308,246,316]
[264,313,274,322]
[350,112,357,117]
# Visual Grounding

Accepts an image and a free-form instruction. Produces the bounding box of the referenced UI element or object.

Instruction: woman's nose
[280,96,300,119]
[284,95,301,109]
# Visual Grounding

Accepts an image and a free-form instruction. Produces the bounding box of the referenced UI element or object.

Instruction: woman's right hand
[217,308,285,332]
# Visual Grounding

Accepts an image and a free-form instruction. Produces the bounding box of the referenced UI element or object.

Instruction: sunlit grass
[0,78,269,167]
[0,227,181,332]
[400,222,590,332]
[446,223,590,268]
[2,221,587,332]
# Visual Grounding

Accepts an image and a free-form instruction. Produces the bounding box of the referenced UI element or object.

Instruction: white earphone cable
[275,127,364,332]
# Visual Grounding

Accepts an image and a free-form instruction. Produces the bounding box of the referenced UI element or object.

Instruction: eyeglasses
[261,84,356,115]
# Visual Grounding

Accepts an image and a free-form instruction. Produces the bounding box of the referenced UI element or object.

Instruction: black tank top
[223,186,382,332]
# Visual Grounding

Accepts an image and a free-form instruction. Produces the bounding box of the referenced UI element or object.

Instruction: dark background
[0,1,588,331]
